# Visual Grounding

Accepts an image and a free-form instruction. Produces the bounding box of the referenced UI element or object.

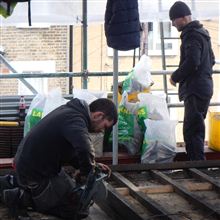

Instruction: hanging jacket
[171,20,215,101]
[104,0,141,51]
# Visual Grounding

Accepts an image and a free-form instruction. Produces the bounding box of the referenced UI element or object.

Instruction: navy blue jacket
[171,20,215,101]
[104,0,140,51]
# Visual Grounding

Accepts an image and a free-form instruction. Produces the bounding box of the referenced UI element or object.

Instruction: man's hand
[96,163,111,177]
[75,163,111,185]
[169,77,176,87]
[75,170,87,185]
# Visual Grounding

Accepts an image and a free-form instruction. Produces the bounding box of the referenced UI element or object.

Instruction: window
[107,21,178,57]
[148,22,178,56]
[219,14,220,45]
[11,61,55,95]
[107,47,137,57]
[16,23,50,29]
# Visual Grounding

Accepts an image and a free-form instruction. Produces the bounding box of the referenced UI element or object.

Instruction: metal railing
[1,69,220,109]
[1,69,220,163]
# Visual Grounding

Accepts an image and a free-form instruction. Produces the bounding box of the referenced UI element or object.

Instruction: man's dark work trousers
[183,95,210,161]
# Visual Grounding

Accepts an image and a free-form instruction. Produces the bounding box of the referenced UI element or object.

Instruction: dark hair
[89,98,118,125]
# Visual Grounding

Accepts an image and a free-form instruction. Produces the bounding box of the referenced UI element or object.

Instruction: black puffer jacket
[15,99,95,182]
[171,20,215,101]
[104,0,140,51]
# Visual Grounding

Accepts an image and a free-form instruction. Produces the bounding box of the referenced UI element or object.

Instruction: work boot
[3,187,21,217]
[0,175,14,200]
[77,200,93,219]
[3,187,30,218]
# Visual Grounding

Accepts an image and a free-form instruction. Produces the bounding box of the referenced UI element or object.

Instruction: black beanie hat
[169,1,191,20]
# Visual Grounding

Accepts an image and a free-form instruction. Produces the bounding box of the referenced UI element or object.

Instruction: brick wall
[0,22,219,95]
[0,26,69,95]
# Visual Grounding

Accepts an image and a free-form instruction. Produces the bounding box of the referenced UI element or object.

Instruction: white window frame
[16,23,50,29]
[219,14,220,45]
[107,47,137,57]
[11,60,55,95]
[148,22,178,56]
[107,21,178,57]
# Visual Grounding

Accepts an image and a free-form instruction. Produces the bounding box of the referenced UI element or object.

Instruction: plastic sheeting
[0,0,219,26]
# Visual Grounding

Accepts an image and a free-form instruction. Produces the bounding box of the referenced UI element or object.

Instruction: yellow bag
[118,87,151,103]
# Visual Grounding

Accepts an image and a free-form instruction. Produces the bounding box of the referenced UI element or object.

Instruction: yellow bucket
[208,111,220,151]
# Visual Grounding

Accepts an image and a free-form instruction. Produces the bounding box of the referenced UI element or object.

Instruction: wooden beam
[151,170,220,218]
[185,182,213,191]
[115,187,129,196]
[97,183,144,220]
[110,160,220,172]
[188,168,220,193]
[116,182,212,195]
[139,185,174,194]
[112,172,179,220]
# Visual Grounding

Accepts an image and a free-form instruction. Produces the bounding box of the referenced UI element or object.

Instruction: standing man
[169,1,215,160]
[1,98,117,220]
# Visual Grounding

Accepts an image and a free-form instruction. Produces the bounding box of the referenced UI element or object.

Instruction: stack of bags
[117,55,177,163]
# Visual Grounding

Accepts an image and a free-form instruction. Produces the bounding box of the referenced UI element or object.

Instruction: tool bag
[0,0,31,25]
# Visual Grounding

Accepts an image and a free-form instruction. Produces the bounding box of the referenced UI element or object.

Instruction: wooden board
[0,162,219,220]
[97,164,220,220]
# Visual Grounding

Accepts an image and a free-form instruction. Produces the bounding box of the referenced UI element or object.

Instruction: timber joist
[97,160,220,220]
[0,160,219,220]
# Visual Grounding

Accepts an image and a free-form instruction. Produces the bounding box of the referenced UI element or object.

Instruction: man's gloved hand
[75,170,87,186]
[75,162,111,186]
[96,163,111,178]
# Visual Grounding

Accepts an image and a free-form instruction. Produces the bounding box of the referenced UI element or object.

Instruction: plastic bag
[122,55,153,95]
[23,94,46,136]
[133,54,153,87]
[24,88,68,136]
[116,93,145,155]
[42,88,68,118]
[141,119,177,163]
[73,89,107,104]
[138,93,170,120]
[141,141,176,163]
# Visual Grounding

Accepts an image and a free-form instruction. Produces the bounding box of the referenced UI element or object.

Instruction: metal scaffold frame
[1,0,220,165]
